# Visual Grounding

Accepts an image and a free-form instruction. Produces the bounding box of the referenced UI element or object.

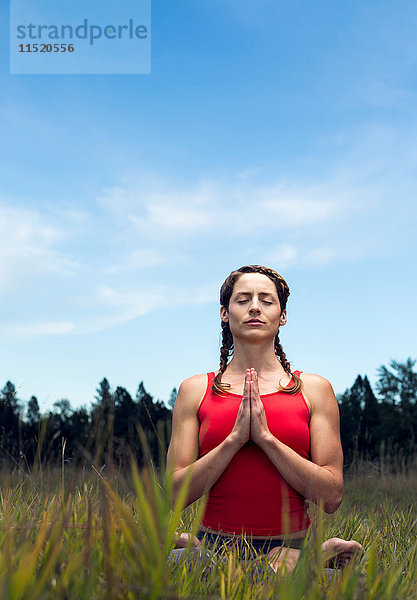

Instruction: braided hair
[212,265,302,395]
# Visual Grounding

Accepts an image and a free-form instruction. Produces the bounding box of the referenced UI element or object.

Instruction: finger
[242,378,250,404]
[249,380,255,403]
[243,371,248,398]
[250,381,260,407]
[253,371,259,396]
[251,374,260,404]
[244,369,251,402]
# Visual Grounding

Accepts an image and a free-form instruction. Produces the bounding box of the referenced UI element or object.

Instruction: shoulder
[299,372,334,392]
[178,373,209,396]
[175,373,210,414]
[298,372,337,416]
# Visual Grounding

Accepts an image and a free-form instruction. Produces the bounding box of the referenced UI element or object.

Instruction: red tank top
[197,371,311,536]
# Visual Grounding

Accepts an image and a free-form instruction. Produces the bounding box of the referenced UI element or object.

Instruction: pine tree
[338,376,363,463]
[338,374,381,462]
[375,358,417,453]
[168,387,177,410]
[0,381,21,457]
[114,386,138,463]
[27,396,40,426]
[91,378,114,467]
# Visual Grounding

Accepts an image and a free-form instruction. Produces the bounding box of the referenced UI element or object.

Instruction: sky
[1,0,416,415]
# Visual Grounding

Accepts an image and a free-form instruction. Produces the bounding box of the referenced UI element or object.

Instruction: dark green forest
[0,358,416,471]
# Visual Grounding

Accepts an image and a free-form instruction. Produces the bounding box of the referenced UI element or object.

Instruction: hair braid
[275,335,291,374]
[212,322,234,395]
[274,334,302,393]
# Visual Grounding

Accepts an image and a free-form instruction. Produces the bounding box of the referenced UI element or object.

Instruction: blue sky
[1,0,416,414]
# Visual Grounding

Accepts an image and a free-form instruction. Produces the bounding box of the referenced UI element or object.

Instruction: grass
[0,458,416,599]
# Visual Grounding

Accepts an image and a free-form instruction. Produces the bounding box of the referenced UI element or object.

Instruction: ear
[220,306,229,323]
[279,309,287,326]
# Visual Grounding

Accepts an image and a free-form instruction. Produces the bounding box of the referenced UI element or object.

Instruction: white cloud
[99,181,218,238]
[258,188,345,226]
[65,280,220,335]
[5,285,168,338]
[0,202,77,291]
[138,193,214,230]
[306,247,334,267]
[104,248,167,273]
[93,285,163,312]
[9,321,74,337]
[265,244,299,269]
[73,284,168,324]
[97,176,355,243]
[2,120,414,340]
[77,280,218,315]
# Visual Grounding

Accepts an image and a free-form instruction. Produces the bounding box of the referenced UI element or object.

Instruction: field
[0,459,416,599]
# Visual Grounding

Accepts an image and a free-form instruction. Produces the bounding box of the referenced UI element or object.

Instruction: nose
[249,297,261,313]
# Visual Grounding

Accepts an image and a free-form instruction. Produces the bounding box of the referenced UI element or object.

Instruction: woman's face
[220,273,287,341]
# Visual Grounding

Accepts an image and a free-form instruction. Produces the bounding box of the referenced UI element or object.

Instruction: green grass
[0,460,416,599]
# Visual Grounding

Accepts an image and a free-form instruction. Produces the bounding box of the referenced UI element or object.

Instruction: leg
[321,537,364,568]
[264,546,301,574]
[168,533,228,570]
[168,546,212,569]
[173,531,200,548]
[264,538,364,574]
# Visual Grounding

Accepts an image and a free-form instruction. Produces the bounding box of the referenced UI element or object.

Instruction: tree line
[338,358,417,465]
[0,378,175,471]
[0,358,416,471]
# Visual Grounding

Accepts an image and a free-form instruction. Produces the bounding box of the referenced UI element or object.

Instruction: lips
[246,319,264,324]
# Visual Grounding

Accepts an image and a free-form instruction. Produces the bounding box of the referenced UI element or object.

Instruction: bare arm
[251,371,343,513]
[166,374,250,509]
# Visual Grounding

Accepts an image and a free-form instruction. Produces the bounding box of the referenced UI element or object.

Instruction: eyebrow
[235,291,275,296]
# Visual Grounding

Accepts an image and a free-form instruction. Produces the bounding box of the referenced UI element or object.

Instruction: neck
[227,338,286,375]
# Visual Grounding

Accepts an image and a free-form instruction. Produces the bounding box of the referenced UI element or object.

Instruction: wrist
[227,431,246,451]
[257,431,275,451]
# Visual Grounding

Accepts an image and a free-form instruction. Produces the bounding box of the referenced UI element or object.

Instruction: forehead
[232,273,278,295]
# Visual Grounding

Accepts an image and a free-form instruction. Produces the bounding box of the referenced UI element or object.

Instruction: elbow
[323,487,343,514]
[171,493,192,512]
[170,473,192,511]
[169,493,176,512]
[324,498,341,514]
[169,472,179,511]
[170,475,181,511]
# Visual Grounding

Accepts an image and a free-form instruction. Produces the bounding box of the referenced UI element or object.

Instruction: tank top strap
[208,372,216,381]
[198,373,216,418]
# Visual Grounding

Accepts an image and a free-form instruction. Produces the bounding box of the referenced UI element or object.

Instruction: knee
[168,546,212,567]
[266,546,300,573]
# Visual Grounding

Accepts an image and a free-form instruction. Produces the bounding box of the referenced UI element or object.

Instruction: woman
[167,265,363,574]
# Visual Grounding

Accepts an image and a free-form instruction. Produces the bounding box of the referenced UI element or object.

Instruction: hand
[173,532,200,548]
[229,370,251,447]
[249,368,272,445]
